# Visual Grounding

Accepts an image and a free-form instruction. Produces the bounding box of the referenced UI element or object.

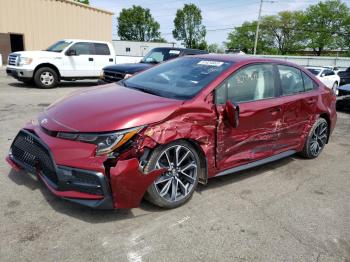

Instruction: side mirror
[321,73,325,77]
[66,49,77,56]
[225,100,239,128]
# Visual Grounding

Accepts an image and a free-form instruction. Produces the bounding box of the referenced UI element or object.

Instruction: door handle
[88,57,94,62]
[109,58,113,62]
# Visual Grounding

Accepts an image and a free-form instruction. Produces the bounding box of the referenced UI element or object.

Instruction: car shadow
[7,169,140,223]
[196,156,297,193]
[7,155,306,222]
[8,81,98,89]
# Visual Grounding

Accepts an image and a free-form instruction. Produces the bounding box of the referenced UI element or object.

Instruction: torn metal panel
[110,158,165,208]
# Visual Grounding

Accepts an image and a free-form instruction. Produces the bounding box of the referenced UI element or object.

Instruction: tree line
[79,0,350,56]
[227,0,350,56]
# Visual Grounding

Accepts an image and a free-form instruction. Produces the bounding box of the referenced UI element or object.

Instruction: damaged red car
[6,55,337,209]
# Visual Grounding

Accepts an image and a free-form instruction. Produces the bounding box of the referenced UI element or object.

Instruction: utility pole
[253,0,263,55]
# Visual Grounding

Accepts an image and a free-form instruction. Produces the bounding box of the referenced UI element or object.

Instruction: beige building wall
[0,0,113,52]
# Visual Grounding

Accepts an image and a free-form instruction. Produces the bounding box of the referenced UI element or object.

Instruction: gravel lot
[0,68,349,262]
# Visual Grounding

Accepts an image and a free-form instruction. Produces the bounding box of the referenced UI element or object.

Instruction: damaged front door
[214,63,284,171]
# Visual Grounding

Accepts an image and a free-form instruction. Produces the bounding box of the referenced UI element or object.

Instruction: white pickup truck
[6,39,115,88]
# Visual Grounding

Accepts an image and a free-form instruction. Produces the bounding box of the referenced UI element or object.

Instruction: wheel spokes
[154,145,198,202]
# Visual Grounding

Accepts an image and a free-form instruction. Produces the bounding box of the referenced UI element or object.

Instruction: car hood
[11,50,62,58]
[103,63,154,74]
[39,84,183,132]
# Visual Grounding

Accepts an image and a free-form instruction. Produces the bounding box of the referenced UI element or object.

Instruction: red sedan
[6,55,337,209]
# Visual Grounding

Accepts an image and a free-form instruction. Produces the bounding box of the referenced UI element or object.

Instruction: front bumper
[6,125,164,209]
[6,66,34,80]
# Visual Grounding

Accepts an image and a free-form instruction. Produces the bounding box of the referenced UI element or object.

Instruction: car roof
[151,47,208,53]
[62,39,109,44]
[189,54,302,66]
[305,66,324,70]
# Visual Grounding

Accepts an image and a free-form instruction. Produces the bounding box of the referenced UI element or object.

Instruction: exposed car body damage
[6,55,337,209]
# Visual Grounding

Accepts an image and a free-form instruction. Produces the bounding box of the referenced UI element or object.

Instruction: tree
[74,0,89,4]
[261,11,305,55]
[304,0,349,56]
[117,6,162,42]
[226,21,272,54]
[173,4,206,48]
[207,43,224,53]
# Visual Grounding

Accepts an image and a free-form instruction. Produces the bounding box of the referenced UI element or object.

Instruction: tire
[300,118,328,159]
[34,67,58,89]
[332,82,339,96]
[144,140,203,209]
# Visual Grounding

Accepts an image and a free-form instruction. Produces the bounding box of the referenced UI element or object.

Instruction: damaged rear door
[214,63,284,171]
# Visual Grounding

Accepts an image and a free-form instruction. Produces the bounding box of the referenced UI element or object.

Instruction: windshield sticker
[169,50,181,54]
[198,60,224,67]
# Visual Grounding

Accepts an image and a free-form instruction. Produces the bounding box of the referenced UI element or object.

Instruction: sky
[89,0,350,46]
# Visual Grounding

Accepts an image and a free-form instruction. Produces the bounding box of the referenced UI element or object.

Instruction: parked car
[305,66,340,94]
[338,67,350,86]
[99,47,208,83]
[7,55,337,209]
[323,66,340,74]
[6,39,115,88]
[336,84,350,111]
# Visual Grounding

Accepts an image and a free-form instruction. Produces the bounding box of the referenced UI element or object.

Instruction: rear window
[94,43,110,55]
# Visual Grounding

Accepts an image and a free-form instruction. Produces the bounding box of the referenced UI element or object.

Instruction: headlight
[18,57,33,66]
[124,73,133,79]
[57,126,144,156]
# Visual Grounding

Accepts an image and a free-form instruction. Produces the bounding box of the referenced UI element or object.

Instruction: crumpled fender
[110,158,165,208]
[136,99,218,179]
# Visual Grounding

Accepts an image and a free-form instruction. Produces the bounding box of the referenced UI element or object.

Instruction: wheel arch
[34,63,61,80]
[185,138,208,184]
[319,113,331,143]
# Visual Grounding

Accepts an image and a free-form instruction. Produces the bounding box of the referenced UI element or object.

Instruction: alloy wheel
[310,121,328,157]
[154,145,198,202]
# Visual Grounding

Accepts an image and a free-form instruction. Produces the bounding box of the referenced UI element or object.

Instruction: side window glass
[215,82,227,104]
[278,65,304,95]
[225,64,275,103]
[302,72,317,91]
[94,43,110,55]
[70,42,93,55]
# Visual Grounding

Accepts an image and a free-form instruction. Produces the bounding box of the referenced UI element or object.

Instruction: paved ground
[0,69,349,262]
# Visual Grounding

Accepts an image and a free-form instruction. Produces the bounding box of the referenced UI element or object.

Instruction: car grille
[8,54,18,66]
[103,70,125,82]
[10,130,105,196]
[11,130,58,184]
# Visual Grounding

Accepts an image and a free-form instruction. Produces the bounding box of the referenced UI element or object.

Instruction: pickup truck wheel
[34,67,58,88]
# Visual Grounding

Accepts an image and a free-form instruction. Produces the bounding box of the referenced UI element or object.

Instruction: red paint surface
[7,55,337,209]
[110,158,166,208]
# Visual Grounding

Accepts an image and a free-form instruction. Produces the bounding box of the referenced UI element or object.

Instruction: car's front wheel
[34,67,58,89]
[144,140,202,208]
[300,118,328,159]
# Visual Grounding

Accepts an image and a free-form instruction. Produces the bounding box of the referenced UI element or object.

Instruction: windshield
[46,40,72,52]
[307,68,321,76]
[141,48,181,64]
[124,57,232,100]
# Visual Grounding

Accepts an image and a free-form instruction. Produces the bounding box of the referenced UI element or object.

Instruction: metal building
[0,0,113,64]
[112,40,176,57]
